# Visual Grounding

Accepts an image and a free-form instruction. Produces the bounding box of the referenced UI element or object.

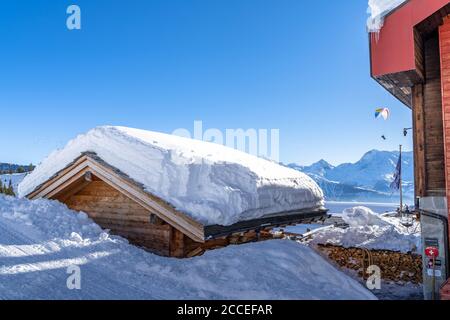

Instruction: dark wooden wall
[439,18,450,235]
[65,178,183,257]
[60,176,279,258]
[413,31,446,197]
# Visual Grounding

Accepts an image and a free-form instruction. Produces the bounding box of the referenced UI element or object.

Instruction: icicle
[366,0,407,33]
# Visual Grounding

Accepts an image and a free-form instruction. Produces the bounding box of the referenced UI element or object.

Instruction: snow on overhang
[367,0,409,32]
[369,0,450,107]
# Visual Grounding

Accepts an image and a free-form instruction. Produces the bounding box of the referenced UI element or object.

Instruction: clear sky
[0,0,413,166]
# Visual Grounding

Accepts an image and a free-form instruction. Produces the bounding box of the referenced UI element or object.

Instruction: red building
[369,0,450,299]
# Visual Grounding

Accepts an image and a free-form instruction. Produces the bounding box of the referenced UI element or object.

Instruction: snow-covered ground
[0,173,27,194]
[0,195,375,300]
[19,126,324,227]
[327,201,398,216]
[305,207,421,254]
[285,206,423,300]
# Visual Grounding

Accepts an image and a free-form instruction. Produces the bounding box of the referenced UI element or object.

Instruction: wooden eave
[26,153,205,243]
[371,70,417,108]
[205,208,329,239]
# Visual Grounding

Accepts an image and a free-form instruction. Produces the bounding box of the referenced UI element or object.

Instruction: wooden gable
[26,153,205,245]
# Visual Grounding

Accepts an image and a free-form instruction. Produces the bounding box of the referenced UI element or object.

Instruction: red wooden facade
[369,0,450,299]
[371,0,449,77]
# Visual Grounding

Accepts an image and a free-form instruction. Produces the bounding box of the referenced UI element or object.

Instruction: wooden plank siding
[413,84,427,197]
[424,33,445,195]
[412,31,446,197]
[63,179,270,258]
[439,17,450,235]
[415,28,425,83]
[66,179,176,256]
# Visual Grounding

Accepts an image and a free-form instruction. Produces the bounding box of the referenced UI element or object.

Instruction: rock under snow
[0,195,375,300]
[308,207,421,253]
[367,0,408,32]
[18,126,324,226]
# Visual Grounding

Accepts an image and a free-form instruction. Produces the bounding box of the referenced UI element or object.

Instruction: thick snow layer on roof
[367,0,408,32]
[18,126,324,226]
[0,195,375,300]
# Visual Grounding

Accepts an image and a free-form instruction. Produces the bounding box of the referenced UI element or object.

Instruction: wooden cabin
[369,0,450,299]
[25,152,327,258]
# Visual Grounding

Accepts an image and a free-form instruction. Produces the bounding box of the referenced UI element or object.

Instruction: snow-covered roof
[19,126,324,226]
[367,0,408,32]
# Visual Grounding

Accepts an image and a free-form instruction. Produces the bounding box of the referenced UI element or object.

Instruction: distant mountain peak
[315,159,333,167]
[288,149,414,202]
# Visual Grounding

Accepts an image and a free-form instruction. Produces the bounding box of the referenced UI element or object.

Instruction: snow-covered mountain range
[288,150,414,202]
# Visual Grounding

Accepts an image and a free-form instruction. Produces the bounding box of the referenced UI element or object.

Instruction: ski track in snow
[0,219,151,299]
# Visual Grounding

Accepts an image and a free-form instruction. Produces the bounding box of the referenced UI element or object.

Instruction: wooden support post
[412,84,427,198]
[170,228,185,258]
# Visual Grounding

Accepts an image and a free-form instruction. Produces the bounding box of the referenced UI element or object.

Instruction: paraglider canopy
[375,108,390,120]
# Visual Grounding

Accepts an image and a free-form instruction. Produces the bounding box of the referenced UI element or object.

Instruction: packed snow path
[0,196,375,300]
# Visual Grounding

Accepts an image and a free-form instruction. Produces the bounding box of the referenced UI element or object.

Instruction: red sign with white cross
[425,247,439,258]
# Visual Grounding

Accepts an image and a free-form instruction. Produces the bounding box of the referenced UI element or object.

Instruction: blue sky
[0,0,412,166]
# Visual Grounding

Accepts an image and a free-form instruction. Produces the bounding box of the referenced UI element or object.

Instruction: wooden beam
[412,84,427,197]
[204,209,328,239]
[170,228,185,258]
[28,156,90,199]
[56,178,92,203]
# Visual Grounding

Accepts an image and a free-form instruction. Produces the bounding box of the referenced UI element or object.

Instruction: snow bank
[308,207,421,253]
[0,195,103,240]
[367,0,408,32]
[0,196,375,300]
[342,206,389,228]
[18,126,324,226]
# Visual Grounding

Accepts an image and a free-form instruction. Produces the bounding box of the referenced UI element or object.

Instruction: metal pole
[432,256,436,300]
[400,145,403,216]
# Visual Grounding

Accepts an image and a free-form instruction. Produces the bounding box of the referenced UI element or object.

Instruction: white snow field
[367,0,407,32]
[18,126,324,227]
[306,207,421,254]
[0,195,375,300]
